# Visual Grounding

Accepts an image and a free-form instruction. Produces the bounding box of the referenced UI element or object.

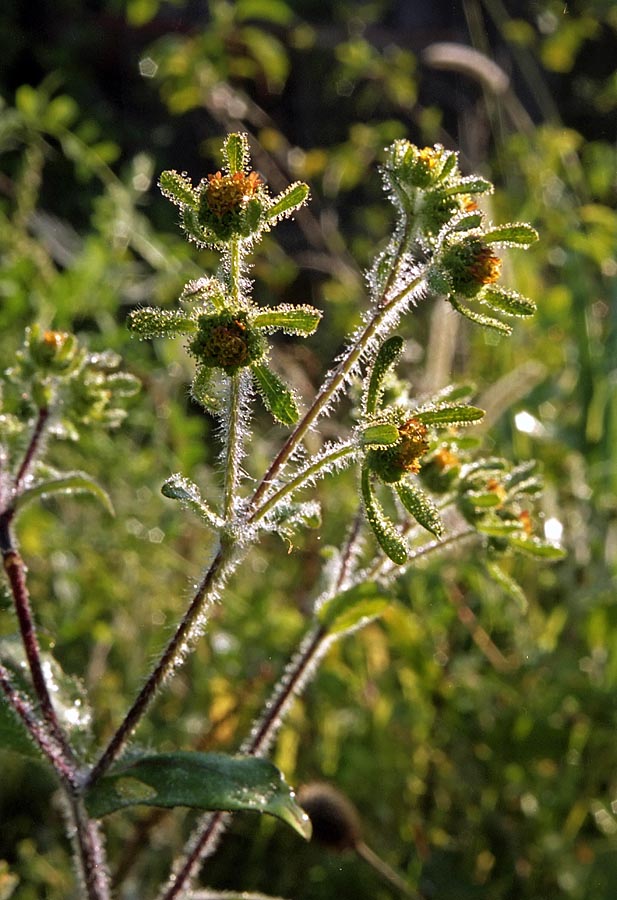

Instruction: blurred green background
[1,1,616,898]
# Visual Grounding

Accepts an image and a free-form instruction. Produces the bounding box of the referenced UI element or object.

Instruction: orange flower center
[204,171,261,218]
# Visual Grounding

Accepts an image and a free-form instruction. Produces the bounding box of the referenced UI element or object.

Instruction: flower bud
[188,312,266,372]
[366,417,429,483]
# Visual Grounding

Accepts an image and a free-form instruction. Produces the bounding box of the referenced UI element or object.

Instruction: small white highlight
[515,410,544,436]
[544,517,563,543]
[139,57,158,78]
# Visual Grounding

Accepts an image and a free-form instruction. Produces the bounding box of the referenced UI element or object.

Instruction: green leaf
[365,336,404,416]
[359,423,400,448]
[481,287,537,317]
[450,212,484,232]
[395,481,444,537]
[128,308,196,339]
[161,475,223,530]
[252,363,299,426]
[224,133,249,175]
[464,490,503,508]
[191,366,223,414]
[508,535,566,559]
[84,752,311,838]
[159,170,198,208]
[251,304,322,335]
[485,561,528,612]
[317,582,391,635]
[266,183,310,222]
[361,468,408,565]
[482,223,539,247]
[448,297,513,334]
[414,405,484,428]
[14,472,114,516]
[236,0,295,25]
[445,177,493,196]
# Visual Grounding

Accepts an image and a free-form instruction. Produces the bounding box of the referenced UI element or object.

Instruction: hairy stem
[87,544,231,784]
[0,521,78,773]
[158,518,365,898]
[13,405,49,495]
[250,441,358,524]
[222,373,243,521]
[65,795,112,900]
[0,662,77,784]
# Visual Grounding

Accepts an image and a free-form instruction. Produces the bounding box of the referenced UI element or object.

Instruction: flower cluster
[357,336,484,564]
[129,136,321,428]
[5,325,139,438]
[159,133,309,248]
[374,140,539,334]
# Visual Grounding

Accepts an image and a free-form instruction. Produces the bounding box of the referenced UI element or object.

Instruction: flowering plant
[0,133,563,899]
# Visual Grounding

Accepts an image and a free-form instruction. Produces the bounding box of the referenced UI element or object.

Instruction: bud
[29,329,78,373]
[198,170,263,241]
[434,238,502,299]
[188,312,266,372]
[366,417,429,483]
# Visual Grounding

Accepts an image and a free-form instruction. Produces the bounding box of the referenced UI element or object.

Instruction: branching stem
[87,544,230,785]
[248,274,424,511]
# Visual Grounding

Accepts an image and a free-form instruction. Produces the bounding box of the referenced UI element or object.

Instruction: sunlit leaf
[252,363,299,425]
[251,304,321,335]
[14,472,114,516]
[365,336,404,416]
[361,468,407,564]
[85,752,311,838]
[317,582,391,635]
[395,481,444,537]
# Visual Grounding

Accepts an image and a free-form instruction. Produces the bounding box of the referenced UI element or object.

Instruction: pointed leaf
[14,472,114,516]
[191,366,223,414]
[159,171,198,209]
[485,561,528,612]
[508,535,566,559]
[395,481,444,538]
[365,336,404,416]
[414,405,484,428]
[448,297,513,334]
[251,305,322,335]
[361,467,408,564]
[161,475,223,530]
[482,223,539,247]
[224,133,250,175]
[359,423,400,448]
[317,582,391,635]
[252,364,299,426]
[128,308,196,339]
[84,752,311,838]
[450,212,484,232]
[266,183,310,221]
[445,177,493,196]
[481,287,536,318]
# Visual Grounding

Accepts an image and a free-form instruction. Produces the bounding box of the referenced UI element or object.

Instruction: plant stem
[13,406,49,494]
[248,275,424,511]
[249,441,358,524]
[158,518,365,899]
[0,662,77,784]
[87,544,231,785]
[158,625,328,900]
[222,372,243,521]
[0,523,78,776]
[65,795,112,900]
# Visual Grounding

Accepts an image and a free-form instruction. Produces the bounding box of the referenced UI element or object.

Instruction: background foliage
[0,1,616,898]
